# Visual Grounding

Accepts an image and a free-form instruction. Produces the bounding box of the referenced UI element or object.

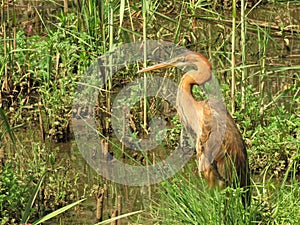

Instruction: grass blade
[21,173,46,224]
[32,198,86,225]
[0,108,15,146]
[94,210,143,225]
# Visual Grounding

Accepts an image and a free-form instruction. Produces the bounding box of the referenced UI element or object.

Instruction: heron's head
[138,52,212,85]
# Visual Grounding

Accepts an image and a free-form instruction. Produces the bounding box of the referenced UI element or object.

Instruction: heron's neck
[179,74,197,96]
[176,74,201,136]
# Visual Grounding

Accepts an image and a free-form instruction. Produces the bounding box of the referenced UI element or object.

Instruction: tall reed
[231,0,237,114]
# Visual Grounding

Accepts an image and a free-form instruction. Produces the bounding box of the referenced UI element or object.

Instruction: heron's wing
[199,98,249,183]
[200,98,227,163]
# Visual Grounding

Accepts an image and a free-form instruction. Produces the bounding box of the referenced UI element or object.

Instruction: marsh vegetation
[0,0,299,224]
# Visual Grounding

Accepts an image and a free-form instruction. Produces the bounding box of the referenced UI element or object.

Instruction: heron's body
[140,52,251,206]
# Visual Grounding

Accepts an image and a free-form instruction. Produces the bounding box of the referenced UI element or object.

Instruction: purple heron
[139,52,250,206]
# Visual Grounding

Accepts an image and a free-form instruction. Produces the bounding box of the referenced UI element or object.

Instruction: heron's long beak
[138,56,184,73]
[138,53,212,86]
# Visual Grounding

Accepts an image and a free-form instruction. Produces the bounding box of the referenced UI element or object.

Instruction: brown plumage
[139,52,250,206]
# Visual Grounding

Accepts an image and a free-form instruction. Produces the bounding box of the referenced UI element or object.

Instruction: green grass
[149,157,300,224]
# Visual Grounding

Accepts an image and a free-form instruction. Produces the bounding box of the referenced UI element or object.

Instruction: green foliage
[231,84,300,176]
[166,115,182,147]
[234,85,261,131]
[0,163,29,225]
[0,142,81,224]
[249,111,299,176]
